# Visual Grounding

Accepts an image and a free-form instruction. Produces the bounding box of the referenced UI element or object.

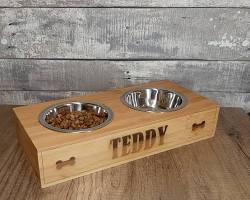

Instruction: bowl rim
[38,101,113,133]
[120,87,188,113]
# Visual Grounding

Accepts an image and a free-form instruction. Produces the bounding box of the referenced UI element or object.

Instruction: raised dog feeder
[13,80,219,188]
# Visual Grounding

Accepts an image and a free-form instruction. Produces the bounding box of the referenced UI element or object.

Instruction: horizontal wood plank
[0,8,249,60]
[0,60,249,92]
[1,0,249,7]
[0,90,249,112]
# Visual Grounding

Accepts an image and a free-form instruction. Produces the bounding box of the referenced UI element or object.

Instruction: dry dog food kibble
[45,107,108,130]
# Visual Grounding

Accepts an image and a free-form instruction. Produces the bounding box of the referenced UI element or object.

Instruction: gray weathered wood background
[0,1,249,111]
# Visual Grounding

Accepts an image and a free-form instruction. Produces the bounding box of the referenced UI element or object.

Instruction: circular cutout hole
[39,102,113,133]
[121,88,187,112]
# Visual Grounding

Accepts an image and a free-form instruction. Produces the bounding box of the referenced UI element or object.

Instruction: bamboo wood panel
[13,80,219,150]
[41,108,218,186]
[13,80,219,187]
[16,119,41,178]
[1,0,250,7]
[0,60,249,92]
[0,8,249,60]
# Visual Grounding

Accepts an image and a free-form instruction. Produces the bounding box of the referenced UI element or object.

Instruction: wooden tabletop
[0,106,250,200]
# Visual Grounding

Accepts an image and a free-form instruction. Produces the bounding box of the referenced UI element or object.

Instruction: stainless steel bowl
[121,88,187,112]
[39,102,113,133]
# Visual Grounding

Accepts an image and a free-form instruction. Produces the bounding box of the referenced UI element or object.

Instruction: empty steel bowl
[121,88,187,112]
[39,102,113,133]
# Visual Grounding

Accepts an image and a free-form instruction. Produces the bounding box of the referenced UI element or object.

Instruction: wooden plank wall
[0,1,249,111]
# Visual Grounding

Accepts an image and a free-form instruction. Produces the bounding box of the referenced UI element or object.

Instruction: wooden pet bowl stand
[13,80,219,188]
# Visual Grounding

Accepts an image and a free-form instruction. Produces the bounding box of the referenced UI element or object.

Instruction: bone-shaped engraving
[56,157,76,169]
[192,121,205,131]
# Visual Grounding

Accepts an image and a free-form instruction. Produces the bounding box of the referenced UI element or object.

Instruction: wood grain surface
[0,8,249,60]
[0,59,249,111]
[0,106,250,199]
[1,0,249,7]
[0,60,249,92]
[0,5,249,111]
